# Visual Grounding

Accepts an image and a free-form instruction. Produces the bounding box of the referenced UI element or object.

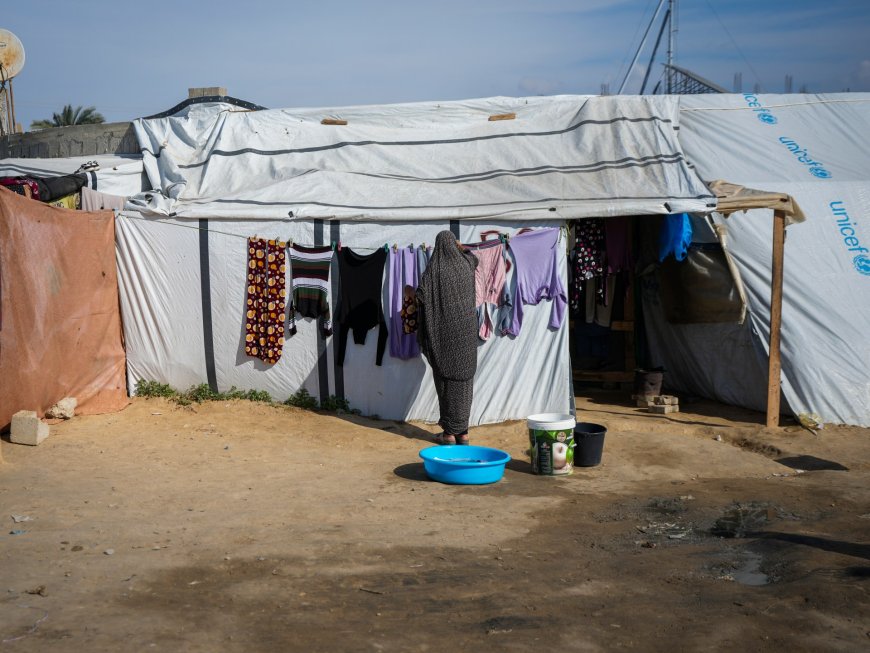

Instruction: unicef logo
[757,112,777,125]
[854,254,870,276]
[810,166,832,179]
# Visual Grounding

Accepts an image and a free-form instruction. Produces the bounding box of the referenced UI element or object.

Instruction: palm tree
[30,105,105,130]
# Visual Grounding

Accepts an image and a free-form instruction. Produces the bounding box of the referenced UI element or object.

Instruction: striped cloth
[288,244,334,337]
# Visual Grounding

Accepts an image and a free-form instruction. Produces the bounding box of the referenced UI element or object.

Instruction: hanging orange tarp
[0,188,128,429]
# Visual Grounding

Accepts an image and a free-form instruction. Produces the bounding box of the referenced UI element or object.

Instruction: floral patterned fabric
[570,218,606,314]
[244,237,288,364]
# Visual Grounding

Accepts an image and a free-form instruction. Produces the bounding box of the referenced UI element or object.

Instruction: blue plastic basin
[418,445,511,485]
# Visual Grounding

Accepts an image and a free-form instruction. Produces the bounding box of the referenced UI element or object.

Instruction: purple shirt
[388,247,421,359]
[506,228,567,337]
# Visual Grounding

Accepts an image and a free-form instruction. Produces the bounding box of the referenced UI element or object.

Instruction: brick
[653,395,679,406]
[10,411,50,446]
[636,397,655,408]
[649,404,679,414]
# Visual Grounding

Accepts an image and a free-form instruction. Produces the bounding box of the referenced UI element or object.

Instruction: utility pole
[666,0,676,93]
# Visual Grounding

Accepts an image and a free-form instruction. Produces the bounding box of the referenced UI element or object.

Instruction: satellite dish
[0,29,25,79]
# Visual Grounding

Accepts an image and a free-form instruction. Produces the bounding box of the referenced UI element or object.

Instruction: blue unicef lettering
[854,253,870,276]
[779,137,832,179]
[743,93,778,124]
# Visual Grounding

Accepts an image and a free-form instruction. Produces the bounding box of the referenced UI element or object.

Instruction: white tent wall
[116,215,573,424]
[641,278,771,413]
[660,93,870,425]
[0,155,145,196]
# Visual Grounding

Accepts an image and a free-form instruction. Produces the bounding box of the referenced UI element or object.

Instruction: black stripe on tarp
[164,115,675,168]
[450,220,460,238]
[192,192,717,211]
[313,219,330,402]
[89,171,97,190]
[199,219,218,392]
[330,220,344,400]
[293,153,687,185]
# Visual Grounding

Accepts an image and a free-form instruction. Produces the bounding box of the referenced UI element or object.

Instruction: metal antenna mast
[617,0,667,95]
[666,0,677,93]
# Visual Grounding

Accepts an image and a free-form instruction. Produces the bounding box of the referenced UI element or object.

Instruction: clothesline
[117,212,566,252]
[117,212,394,251]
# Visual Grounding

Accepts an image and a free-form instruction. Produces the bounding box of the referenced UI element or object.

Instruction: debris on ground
[46,397,77,420]
[636,521,692,539]
[711,503,777,538]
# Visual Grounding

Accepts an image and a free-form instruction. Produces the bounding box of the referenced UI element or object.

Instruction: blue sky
[6,0,870,129]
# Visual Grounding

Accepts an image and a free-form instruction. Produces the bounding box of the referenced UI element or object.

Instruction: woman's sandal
[455,433,469,445]
[433,432,456,445]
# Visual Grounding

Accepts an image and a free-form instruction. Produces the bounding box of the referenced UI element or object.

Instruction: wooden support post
[766,209,786,428]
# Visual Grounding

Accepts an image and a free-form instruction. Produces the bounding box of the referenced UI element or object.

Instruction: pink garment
[468,241,508,340]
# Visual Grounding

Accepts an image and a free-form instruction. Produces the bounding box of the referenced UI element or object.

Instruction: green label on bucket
[529,428,574,475]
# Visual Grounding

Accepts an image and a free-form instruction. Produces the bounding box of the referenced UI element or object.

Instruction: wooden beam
[488,113,516,122]
[321,118,347,126]
[766,209,786,428]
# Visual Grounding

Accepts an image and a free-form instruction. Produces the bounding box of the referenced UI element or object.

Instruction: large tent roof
[131,94,715,221]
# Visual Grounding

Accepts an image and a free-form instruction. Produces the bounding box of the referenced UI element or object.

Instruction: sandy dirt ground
[1,391,869,652]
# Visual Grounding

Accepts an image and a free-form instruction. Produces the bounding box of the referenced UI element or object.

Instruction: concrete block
[46,397,77,420]
[636,397,655,408]
[654,395,679,406]
[649,404,679,414]
[10,411,50,446]
[188,86,227,98]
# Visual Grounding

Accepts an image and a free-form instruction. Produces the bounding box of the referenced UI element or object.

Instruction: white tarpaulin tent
[643,93,870,426]
[117,94,715,424]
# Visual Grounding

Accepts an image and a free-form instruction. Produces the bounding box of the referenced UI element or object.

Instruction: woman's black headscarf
[416,231,478,380]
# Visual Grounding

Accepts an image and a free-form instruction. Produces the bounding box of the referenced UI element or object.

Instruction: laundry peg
[331,240,336,251]
[392,242,398,252]
[338,240,342,251]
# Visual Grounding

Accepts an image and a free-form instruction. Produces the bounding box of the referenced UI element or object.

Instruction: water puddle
[731,551,770,586]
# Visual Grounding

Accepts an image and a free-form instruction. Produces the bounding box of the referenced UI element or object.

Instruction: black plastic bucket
[633,369,664,399]
[574,422,607,467]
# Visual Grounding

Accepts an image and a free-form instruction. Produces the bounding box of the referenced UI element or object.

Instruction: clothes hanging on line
[658,213,693,262]
[584,275,618,326]
[389,246,421,359]
[0,178,39,199]
[505,227,567,337]
[605,216,632,275]
[336,247,388,366]
[570,218,606,314]
[465,239,511,341]
[287,244,334,338]
[244,237,288,365]
[416,245,431,279]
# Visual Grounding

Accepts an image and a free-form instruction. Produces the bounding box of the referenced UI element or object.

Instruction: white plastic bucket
[527,413,576,476]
